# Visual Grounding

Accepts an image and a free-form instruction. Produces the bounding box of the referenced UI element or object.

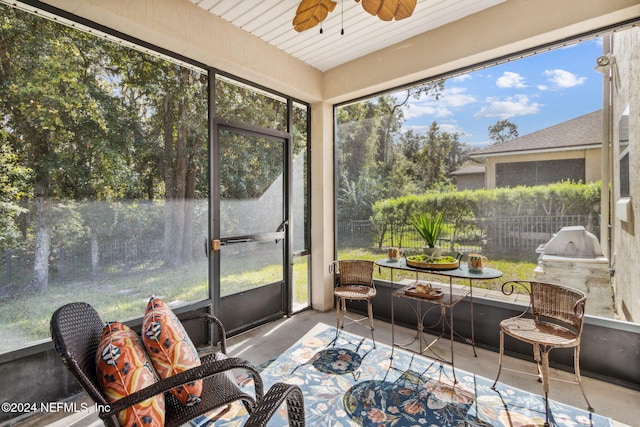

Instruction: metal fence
[0,239,164,291]
[1,214,600,291]
[338,214,600,262]
[481,214,599,260]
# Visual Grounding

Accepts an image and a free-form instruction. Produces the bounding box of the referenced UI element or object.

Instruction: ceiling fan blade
[292,0,337,32]
[360,0,416,21]
[395,0,417,20]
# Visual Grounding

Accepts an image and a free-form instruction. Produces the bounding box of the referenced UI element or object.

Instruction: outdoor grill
[534,226,612,317]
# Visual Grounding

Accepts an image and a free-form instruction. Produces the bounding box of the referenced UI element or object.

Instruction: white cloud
[405,122,467,136]
[473,94,542,119]
[451,73,471,82]
[403,87,476,120]
[403,104,452,120]
[496,71,527,88]
[543,69,586,88]
[537,84,549,91]
[438,123,464,134]
[443,87,476,107]
[403,124,430,134]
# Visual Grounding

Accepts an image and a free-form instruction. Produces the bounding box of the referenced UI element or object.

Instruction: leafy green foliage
[397,122,470,187]
[410,211,444,247]
[336,84,469,223]
[0,142,32,250]
[371,181,601,255]
[0,3,309,299]
[0,6,212,288]
[373,181,601,224]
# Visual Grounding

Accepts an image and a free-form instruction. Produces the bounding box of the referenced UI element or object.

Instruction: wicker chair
[491,281,593,427]
[50,302,305,427]
[330,260,376,347]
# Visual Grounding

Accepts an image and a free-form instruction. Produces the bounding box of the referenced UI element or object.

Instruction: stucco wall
[611,27,640,322]
[585,148,603,183]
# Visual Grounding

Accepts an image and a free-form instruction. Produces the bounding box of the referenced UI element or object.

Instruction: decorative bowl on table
[405,282,444,299]
[406,254,459,270]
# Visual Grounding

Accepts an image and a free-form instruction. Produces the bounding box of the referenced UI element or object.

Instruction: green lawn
[0,250,529,353]
[0,262,209,351]
[0,255,313,353]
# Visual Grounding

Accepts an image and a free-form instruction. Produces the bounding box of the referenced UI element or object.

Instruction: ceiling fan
[292,0,417,33]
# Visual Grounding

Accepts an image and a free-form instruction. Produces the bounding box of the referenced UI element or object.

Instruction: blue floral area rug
[191,324,611,427]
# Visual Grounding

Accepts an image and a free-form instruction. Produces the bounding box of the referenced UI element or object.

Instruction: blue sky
[400,38,604,148]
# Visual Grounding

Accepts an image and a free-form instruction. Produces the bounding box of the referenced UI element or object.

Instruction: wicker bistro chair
[491,281,593,427]
[50,302,305,427]
[330,260,377,347]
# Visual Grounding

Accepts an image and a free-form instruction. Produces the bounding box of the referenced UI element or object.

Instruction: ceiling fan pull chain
[341,0,344,35]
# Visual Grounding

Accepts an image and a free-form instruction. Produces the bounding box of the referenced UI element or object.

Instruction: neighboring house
[448,164,485,190]
[470,110,603,189]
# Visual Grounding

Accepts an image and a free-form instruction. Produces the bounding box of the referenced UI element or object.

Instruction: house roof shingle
[449,165,485,176]
[470,110,602,157]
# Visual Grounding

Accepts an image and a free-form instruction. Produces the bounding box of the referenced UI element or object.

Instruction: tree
[379,83,445,164]
[0,7,188,289]
[335,99,391,222]
[335,78,480,224]
[215,77,288,201]
[0,9,121,291]
[335,82,446,222]
[155,66,207,267]
[488,119,519,144]
[0,142,32,251]
[397,122,468,191]
[336,99,383,186]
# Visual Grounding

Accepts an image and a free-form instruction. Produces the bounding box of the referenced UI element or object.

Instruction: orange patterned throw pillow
[95,321,165,427]
[142,297,202,406]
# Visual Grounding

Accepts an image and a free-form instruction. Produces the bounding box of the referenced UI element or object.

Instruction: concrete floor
[11,309,640,427]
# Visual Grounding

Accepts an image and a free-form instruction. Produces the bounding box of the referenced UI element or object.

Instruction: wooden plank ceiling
[188,0,506,71]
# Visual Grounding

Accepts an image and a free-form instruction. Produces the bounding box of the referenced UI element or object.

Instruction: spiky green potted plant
[410,211,445,258]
